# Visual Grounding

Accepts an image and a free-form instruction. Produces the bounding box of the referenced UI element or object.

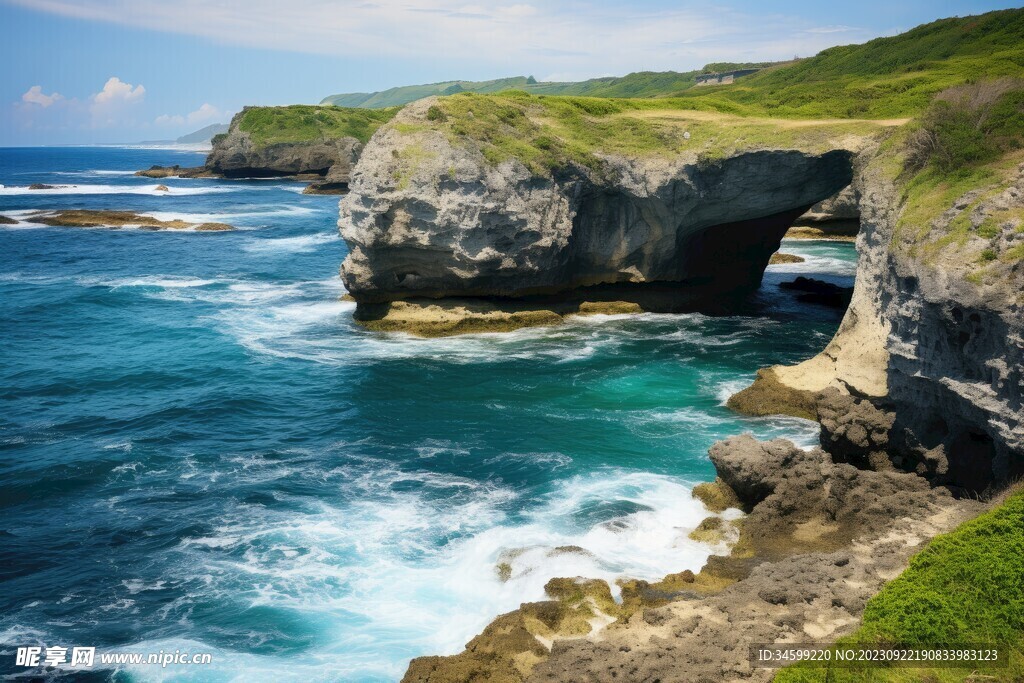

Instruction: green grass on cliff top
[391,8,1023,175]
[237,105,400,146]
[413,92,887,176]
[671,8,1024,119]
[775,489,1024,683]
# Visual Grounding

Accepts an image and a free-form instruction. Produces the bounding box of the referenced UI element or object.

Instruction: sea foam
[0,183,234,196]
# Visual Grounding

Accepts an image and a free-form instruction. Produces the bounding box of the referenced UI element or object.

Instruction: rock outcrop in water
[205,109,361,187]
[136,164,214,179]
[340,99,856,332]
[28,210,233,231]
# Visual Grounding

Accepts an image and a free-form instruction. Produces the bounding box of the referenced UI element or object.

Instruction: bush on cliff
[905,79,1024,173]
[776,488,1024,682]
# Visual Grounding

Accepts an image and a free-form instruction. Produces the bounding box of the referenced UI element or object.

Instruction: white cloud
[93,77,145,105]
[22,85,63,108]
[12,76,151,137]
[7,0,875,78]
[89,76,145,127]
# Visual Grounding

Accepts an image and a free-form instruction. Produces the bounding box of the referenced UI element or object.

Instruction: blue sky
[1,0,1020,145]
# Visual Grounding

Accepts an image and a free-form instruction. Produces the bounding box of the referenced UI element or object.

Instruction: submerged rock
[778,275,854,307]
[0,215,16,225]
[28,183,60,190]
[768,252,805,264]
[135,165,212,178]
[30,210,233,232]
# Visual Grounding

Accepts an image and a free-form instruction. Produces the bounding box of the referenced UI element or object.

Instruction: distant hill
[322,76,541,108]
[670,8,1024,117]
[320,64,777,108]
[177,123,229,144]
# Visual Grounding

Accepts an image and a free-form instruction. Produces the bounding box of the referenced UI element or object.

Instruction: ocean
[0,146,857,681]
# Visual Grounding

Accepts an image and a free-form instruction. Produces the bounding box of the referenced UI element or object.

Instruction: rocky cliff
[335,88,1024,682]
[206,109,362,183]
[338,97,894,333]
[731,143,1024,494]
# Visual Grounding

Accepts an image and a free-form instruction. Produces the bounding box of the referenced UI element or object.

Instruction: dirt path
[626,108,911,128]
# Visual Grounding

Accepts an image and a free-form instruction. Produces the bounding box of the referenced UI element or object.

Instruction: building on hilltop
[694,68,760,86]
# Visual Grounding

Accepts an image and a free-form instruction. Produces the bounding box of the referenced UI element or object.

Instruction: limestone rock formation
[340,99,853,311]
[733,147,1024,493]
[785,184,861,240]
[205,109,361,182]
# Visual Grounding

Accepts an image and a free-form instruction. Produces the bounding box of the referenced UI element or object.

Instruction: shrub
[426,105,446,122]
[905,79,1024,173]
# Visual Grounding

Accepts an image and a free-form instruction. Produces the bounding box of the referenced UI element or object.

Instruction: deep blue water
[0,146,858,681]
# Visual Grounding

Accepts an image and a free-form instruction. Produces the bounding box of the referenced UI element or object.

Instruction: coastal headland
[326,9,1024,681]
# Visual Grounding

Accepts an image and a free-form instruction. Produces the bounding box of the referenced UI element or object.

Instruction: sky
[0,0,1020,145]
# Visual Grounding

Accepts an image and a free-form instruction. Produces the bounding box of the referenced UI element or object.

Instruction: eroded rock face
[822,158,1024,492]
[733,148,1024,492]
[340,100,853,305]
[796,184,860,223]
[206,110,361,181]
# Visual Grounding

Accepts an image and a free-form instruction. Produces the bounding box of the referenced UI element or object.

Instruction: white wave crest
[0,183,234,196]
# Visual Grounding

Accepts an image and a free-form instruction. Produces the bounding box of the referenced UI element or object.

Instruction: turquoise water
[0,147,857,681]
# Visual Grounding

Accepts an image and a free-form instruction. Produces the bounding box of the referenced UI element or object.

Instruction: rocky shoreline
[402,435,984,682]
[328,91,1024,681]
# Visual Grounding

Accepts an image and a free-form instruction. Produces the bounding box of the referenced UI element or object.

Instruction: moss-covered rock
[29,210,234,232]
[726,367,819,420]
[691,477,742,512]
[688,516,729,544]
[769,252,806,264]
